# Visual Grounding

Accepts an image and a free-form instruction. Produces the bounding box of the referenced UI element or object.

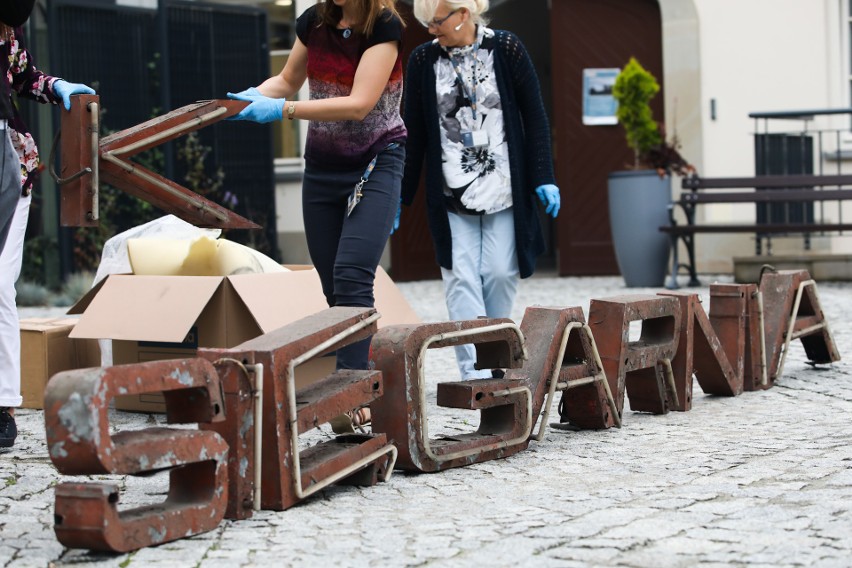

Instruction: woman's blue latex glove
[390,199,402,235]
[226,89,286,123]
[52,79,96,111]
[232,86,262,98]
[535,184,561,218]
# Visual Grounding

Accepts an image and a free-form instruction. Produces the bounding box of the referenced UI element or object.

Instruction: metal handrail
[748,108,852,120]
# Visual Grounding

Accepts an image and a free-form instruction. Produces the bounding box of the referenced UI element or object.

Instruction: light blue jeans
[441,208,519,379]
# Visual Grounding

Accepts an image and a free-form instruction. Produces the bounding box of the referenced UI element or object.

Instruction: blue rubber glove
[226,89,286,123]
[390,199,402,235]
[52,79,96,111]
[232,86,262,98]
[535,184,561,218]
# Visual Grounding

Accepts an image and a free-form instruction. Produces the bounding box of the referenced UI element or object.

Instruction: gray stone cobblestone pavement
[2,274,851,567]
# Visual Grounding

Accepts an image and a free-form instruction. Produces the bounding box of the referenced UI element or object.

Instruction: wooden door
[390,3,442,282]
[551,0,664,275]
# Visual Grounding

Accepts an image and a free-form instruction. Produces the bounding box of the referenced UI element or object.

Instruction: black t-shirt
[293,5,407,170]
[295,5,402,51]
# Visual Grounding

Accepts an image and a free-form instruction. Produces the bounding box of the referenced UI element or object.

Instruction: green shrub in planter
[607,58,695,288]
[612,57,694,176]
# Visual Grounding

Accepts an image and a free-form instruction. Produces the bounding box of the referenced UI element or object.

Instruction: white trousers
[0,186,29,408]
[441,208,519,379]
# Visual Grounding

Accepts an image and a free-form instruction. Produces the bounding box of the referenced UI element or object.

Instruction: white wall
[659,0,703,177]
[663,0,852,270]
[695,0,833,179]
[278,0,852,272]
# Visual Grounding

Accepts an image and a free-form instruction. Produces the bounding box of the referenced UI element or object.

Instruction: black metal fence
[754,133,814,226]
[46,0,277,275]
[750,108,852,249]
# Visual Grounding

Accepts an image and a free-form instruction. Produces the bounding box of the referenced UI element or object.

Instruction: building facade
[38,0,852,281]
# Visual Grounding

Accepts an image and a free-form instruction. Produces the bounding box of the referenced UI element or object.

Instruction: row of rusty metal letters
[42,269,839,552]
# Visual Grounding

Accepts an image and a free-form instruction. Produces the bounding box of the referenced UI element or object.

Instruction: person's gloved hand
[390,199,402,235]
[52,79,96,111]
[535,184,561,218]
[226,89,286,123]
[231,86,262,98]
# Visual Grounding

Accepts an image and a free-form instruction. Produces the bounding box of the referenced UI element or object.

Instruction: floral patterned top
[402,29,556,278]
[436,26,511,215]
[1,27,61,194]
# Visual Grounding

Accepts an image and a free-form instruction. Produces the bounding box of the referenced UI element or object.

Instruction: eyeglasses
[424,9,458,29]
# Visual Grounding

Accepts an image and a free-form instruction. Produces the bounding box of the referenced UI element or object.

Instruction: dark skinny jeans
[301,144,405,370]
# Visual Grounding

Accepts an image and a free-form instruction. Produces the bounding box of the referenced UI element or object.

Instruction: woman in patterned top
[0,4,95,449]
[227,0,406,431]
[401,0,560,379]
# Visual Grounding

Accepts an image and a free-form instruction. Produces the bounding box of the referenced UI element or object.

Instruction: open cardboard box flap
[68,275,225,342]
[235,266,421,329]
[65,266,419,413]
[66,276,110,315]
[201,267,420,333]
[227,269,329,334]
[68,266,419,343]
[373,267,420,326]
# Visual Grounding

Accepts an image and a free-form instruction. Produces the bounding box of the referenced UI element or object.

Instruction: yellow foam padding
[127,236,287,276]
[216,238,287,275]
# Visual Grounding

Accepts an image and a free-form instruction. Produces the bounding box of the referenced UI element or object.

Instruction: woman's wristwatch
[287,101,296,120]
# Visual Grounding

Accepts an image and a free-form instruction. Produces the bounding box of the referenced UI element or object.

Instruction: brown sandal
[329,407,371,434]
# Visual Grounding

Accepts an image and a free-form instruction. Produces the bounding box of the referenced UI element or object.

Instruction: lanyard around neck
[448,41,481,121]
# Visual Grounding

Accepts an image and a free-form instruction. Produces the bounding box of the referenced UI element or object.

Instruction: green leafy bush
[613,57,694,176]
[54,271,96,306]
[15,280,52,307]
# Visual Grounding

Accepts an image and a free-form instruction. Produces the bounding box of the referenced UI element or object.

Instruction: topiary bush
[612,57,694,176]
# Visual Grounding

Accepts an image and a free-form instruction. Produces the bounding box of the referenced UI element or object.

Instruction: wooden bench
[660,174,852,288]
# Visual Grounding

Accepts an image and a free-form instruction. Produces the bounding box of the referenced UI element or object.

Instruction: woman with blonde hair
[400,0,560,379]
[227,0,407,431]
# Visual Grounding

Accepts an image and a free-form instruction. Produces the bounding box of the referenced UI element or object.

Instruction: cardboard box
[68,266,419,412]
[20,318,101,409]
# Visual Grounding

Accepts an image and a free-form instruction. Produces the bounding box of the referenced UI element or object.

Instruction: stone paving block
[618,543,729,568]
[3,274,852,566]
[194,561,239,568]
[602,517,693,540]
[0,547,17,564]
[142,547,215,565]
[547,546,623,565]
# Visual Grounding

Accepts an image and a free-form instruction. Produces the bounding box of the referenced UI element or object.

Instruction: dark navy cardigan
[401,30,556,279]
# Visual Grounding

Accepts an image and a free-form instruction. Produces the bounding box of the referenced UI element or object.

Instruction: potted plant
[608,57,695,287]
